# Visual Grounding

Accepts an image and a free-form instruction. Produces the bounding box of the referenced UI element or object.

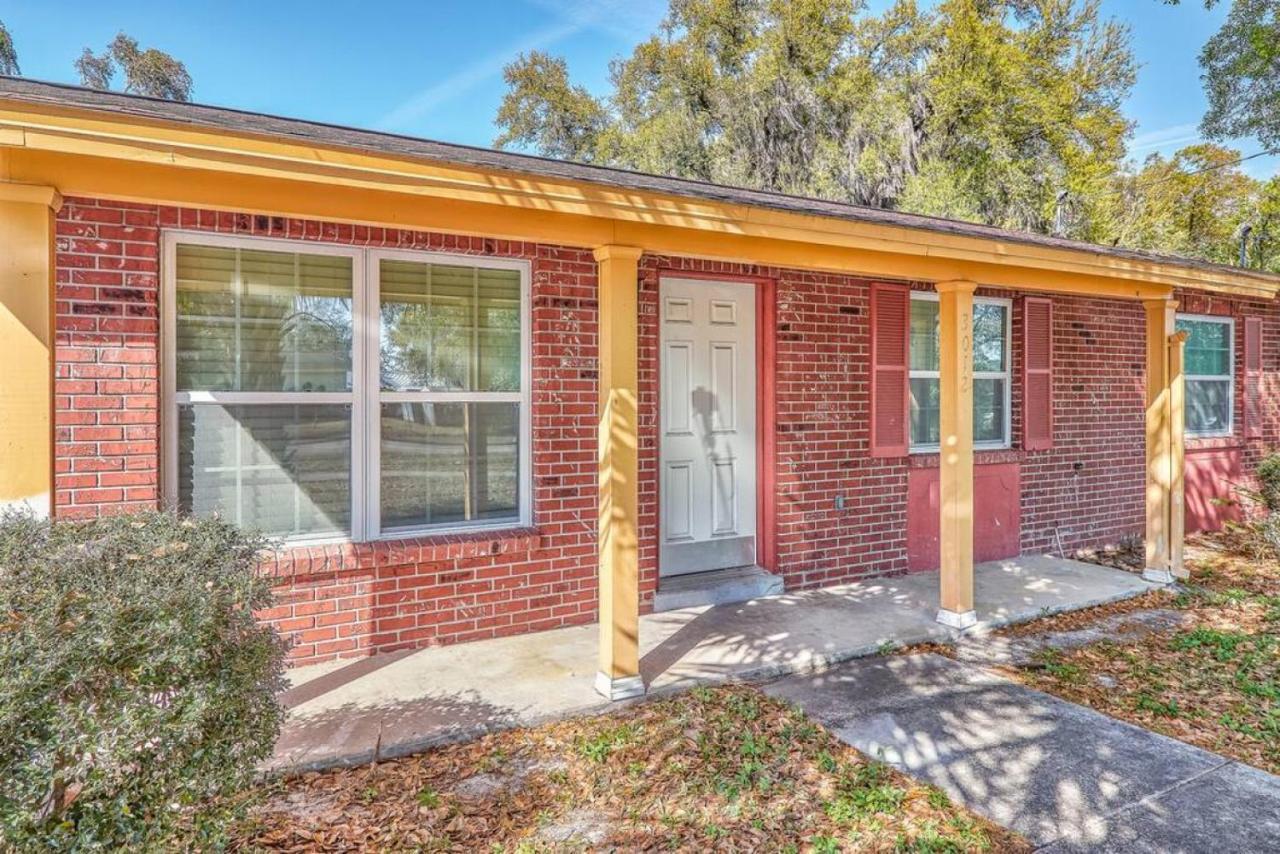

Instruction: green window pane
[974,378,1006,443]
[910,378,1007,446]
[1177,318,1231,377]
[910,378,941,446]
[177,404,352,538]
[973,303,1007,373]
[910,299,939,371]
[909,297,1007,447]
[380,260,521,392]
[1186,378,1231,435]
[174,244,353,392]
[380,402,520,530]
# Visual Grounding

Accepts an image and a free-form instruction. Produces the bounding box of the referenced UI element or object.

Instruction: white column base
[936,608,978,630]
[1142,567,1176,585]
[595,671,645,701]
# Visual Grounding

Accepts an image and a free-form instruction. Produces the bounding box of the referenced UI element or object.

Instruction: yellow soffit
[0,99,1276,300]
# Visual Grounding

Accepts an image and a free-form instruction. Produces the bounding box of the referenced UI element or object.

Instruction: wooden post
[593,245,644,700]
[936,280,977,629]
[1143,298,1177,584]
[0,181,61,517]
[1168,329,1188,579]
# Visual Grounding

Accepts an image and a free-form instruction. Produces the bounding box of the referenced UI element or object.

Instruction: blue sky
[4,0,1274,179]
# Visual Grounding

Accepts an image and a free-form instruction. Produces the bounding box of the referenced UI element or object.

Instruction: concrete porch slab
[270,555,1156,772]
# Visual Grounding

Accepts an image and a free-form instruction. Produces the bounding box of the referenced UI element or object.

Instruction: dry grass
[235,685,1027,852]
[1009,536,1280,775]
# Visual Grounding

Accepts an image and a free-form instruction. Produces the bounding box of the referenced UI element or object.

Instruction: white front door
[659,277,757,577]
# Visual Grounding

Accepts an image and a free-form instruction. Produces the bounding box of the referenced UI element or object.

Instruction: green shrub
[1257,453,1280,514]
[0,511,288,850]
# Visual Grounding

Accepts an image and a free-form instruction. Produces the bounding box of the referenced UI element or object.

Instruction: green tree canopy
[1194,0,1280,150]
[494,0,1135,239]
[76,32,192,101]
[0,19,18,77]
[1114,143,1258,263]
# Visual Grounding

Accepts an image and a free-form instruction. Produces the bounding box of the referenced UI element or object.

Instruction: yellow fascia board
[6,146,1175,302]
[0,99,1272,300]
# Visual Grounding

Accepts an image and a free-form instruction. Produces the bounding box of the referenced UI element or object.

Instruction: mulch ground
[235,685,1028,852]
[1003,534,1280,776]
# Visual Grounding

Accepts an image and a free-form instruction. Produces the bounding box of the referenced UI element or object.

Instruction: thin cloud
[1130,122,1202,154]
[377,0,666,133]
[377,21,581,132]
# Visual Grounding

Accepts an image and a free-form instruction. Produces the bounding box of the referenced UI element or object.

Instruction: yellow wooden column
[1143,298,1177,584]
[936,280,978,629]
[593,244,645,701]
[0,181,62,518]
[1168,330,1188,579]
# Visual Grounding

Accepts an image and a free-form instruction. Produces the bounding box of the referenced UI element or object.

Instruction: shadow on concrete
[280,648,418,710]
[766,653,1280,851]
[272,689,521,773]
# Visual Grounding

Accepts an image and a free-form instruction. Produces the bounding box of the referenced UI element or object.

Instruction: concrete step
[653,564,784,612]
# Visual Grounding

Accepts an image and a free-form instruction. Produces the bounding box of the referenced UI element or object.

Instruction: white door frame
[657,275,759,578]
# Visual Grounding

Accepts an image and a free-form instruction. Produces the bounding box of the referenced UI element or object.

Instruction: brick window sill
[261,526,543,579]
[1185,436,1244,453]
[908,448,1026,469]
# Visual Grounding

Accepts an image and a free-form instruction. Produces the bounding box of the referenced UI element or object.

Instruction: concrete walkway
[271,555,1152,771]
[765,654,1280,852]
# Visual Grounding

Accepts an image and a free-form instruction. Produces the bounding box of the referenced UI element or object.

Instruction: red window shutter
[1244,316,1263,439]
[1022,296,1054,451]
[869,282,910,457]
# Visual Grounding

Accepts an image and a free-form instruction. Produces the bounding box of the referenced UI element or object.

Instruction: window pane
[974,378,1006,443]
[177,404,351,538]
[175,244,353,392]
[380,259,521,392]
[973,303,1007,373]
[380,402,520,529]
[1177,318,1231,377]
[1186,379,1231,435]
[910,378,1008,446]
[910,378,940,446]
[910,299,939,371]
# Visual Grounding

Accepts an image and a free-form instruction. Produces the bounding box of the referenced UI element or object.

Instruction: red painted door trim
[757,277,778,572]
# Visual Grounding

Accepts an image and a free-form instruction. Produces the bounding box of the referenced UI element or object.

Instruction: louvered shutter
[869,282,910,457]
[1022,296,1054,451]
[1245,316,1263,439]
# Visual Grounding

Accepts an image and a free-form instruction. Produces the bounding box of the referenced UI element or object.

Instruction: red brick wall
[53,196,1280,667]
[1019,296,1148,554]
[54,200,161,517]
[55,199,601,664]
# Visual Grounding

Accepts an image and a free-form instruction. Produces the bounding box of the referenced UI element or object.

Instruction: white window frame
[161,230,533,545]
[908,292,1013,454]
[1177,312,1235,439]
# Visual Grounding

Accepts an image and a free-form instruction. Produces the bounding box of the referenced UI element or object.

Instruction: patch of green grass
[826,762,908,824]
[811,834,842,853]
[1034,647,1083,681]
[925,786,952,810]
[1134,693,1182,717]
[1171,627,1251,661]
[576,721,637,763]
[896,815,992,852]
[416,787,440,808]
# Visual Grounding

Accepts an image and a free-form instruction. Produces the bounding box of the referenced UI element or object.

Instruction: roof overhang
[1,95,1276,302]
